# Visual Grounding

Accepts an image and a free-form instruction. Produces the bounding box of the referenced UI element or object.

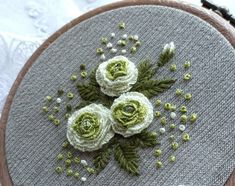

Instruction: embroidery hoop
[0,0,234,185]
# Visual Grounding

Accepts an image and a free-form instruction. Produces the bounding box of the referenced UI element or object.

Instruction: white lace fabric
[0,0,233,113]
[0,0,116,113]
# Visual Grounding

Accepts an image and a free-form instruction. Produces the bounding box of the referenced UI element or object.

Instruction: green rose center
[72,112,101,140]
[112,100,147,129]
[106,60,127,80]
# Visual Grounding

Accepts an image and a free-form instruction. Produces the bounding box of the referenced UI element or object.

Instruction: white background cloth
[0,0,234,114]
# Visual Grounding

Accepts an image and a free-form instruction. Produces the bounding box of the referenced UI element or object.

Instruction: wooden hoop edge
[0,0,234,185]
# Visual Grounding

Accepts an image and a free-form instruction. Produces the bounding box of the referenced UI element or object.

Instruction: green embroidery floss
[154,149,162,157]
[66,104,72,112]
[57,153,64,161]
[155,99,161,106]
[184,93,192,101]
[96,48,104,55]
[180,115,188,124]
[65,159,72,167]
[183,73,191,80]
[87,167,95,174]
[101,37,108,45]
[81,71,87,78]
[53,119,60,126]
[170,64,177,72]
[66,169,73,177]
[46,96,52,102]
[118,21,125,29]
[184,61,191,68]
[171,142,179,150]
[135,41,141,47]
[117,40,127,46]
[169,135,175,141]
[180,106,187,113]
[74,156,80,164]
[150,131,157,138]
[130,46,137,53]
[169,155,176,163]
[155,111,161,118]
[170,105,176,112]
[67,151,73,159]
[55,166,63,174]
[160,117,167,125]
[80,64,86,70]
[70,75,77,81]
[67,92,74,100]
[128,35,134,41]
[156,161,163,169]
[57,89,64,96]
[48,114,54,121]
[65,113,71,119]
[74,171,80,178]
[42,106,48,113]
[62,141,69,149]
[169,124,176,130]
[164,103,172,111]
[190,113,198,123]
[175,89,183,96]
[182,133,190,142]
[53,106,59,113]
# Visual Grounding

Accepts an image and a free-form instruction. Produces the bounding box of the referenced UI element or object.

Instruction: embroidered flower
[67,104,114,152]
[163,42,175,54]
[110,92,153,137]
[96,56,138,97]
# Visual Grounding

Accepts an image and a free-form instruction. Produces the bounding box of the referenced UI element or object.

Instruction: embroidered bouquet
[42,22,197,182]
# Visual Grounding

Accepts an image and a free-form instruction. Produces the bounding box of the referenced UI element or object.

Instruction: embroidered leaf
[76,83,113,108]
[76,66,114,108]
[136,59,158,82]
[90,67,99,87]
[93,146,112,174]
[157,48,175,67]
[132,79,176,98]
[76,83,100,102]
[129,129,159,148]
[114,143,140,176]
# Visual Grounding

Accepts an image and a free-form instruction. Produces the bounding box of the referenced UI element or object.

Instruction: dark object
[201,0,235,26]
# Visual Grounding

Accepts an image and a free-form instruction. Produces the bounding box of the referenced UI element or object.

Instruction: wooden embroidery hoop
[0,0,234,185]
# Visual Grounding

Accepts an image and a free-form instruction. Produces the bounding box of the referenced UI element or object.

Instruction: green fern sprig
[136,58,158,82]
[114,142,140,176]
[89,67,99,87]
[129,129,159,148]
[76,83,100,102]
[93,145,112,174]
[131,79,176,98]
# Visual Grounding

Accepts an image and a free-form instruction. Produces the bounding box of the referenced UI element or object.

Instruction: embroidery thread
[41,21,198,182]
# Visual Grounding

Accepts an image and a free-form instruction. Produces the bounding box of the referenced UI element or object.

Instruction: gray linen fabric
[5,5,235,186]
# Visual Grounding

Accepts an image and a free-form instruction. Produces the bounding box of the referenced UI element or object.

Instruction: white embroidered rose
[67,104,114,152]
[96,56,138,97]
[110,92,153,137]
